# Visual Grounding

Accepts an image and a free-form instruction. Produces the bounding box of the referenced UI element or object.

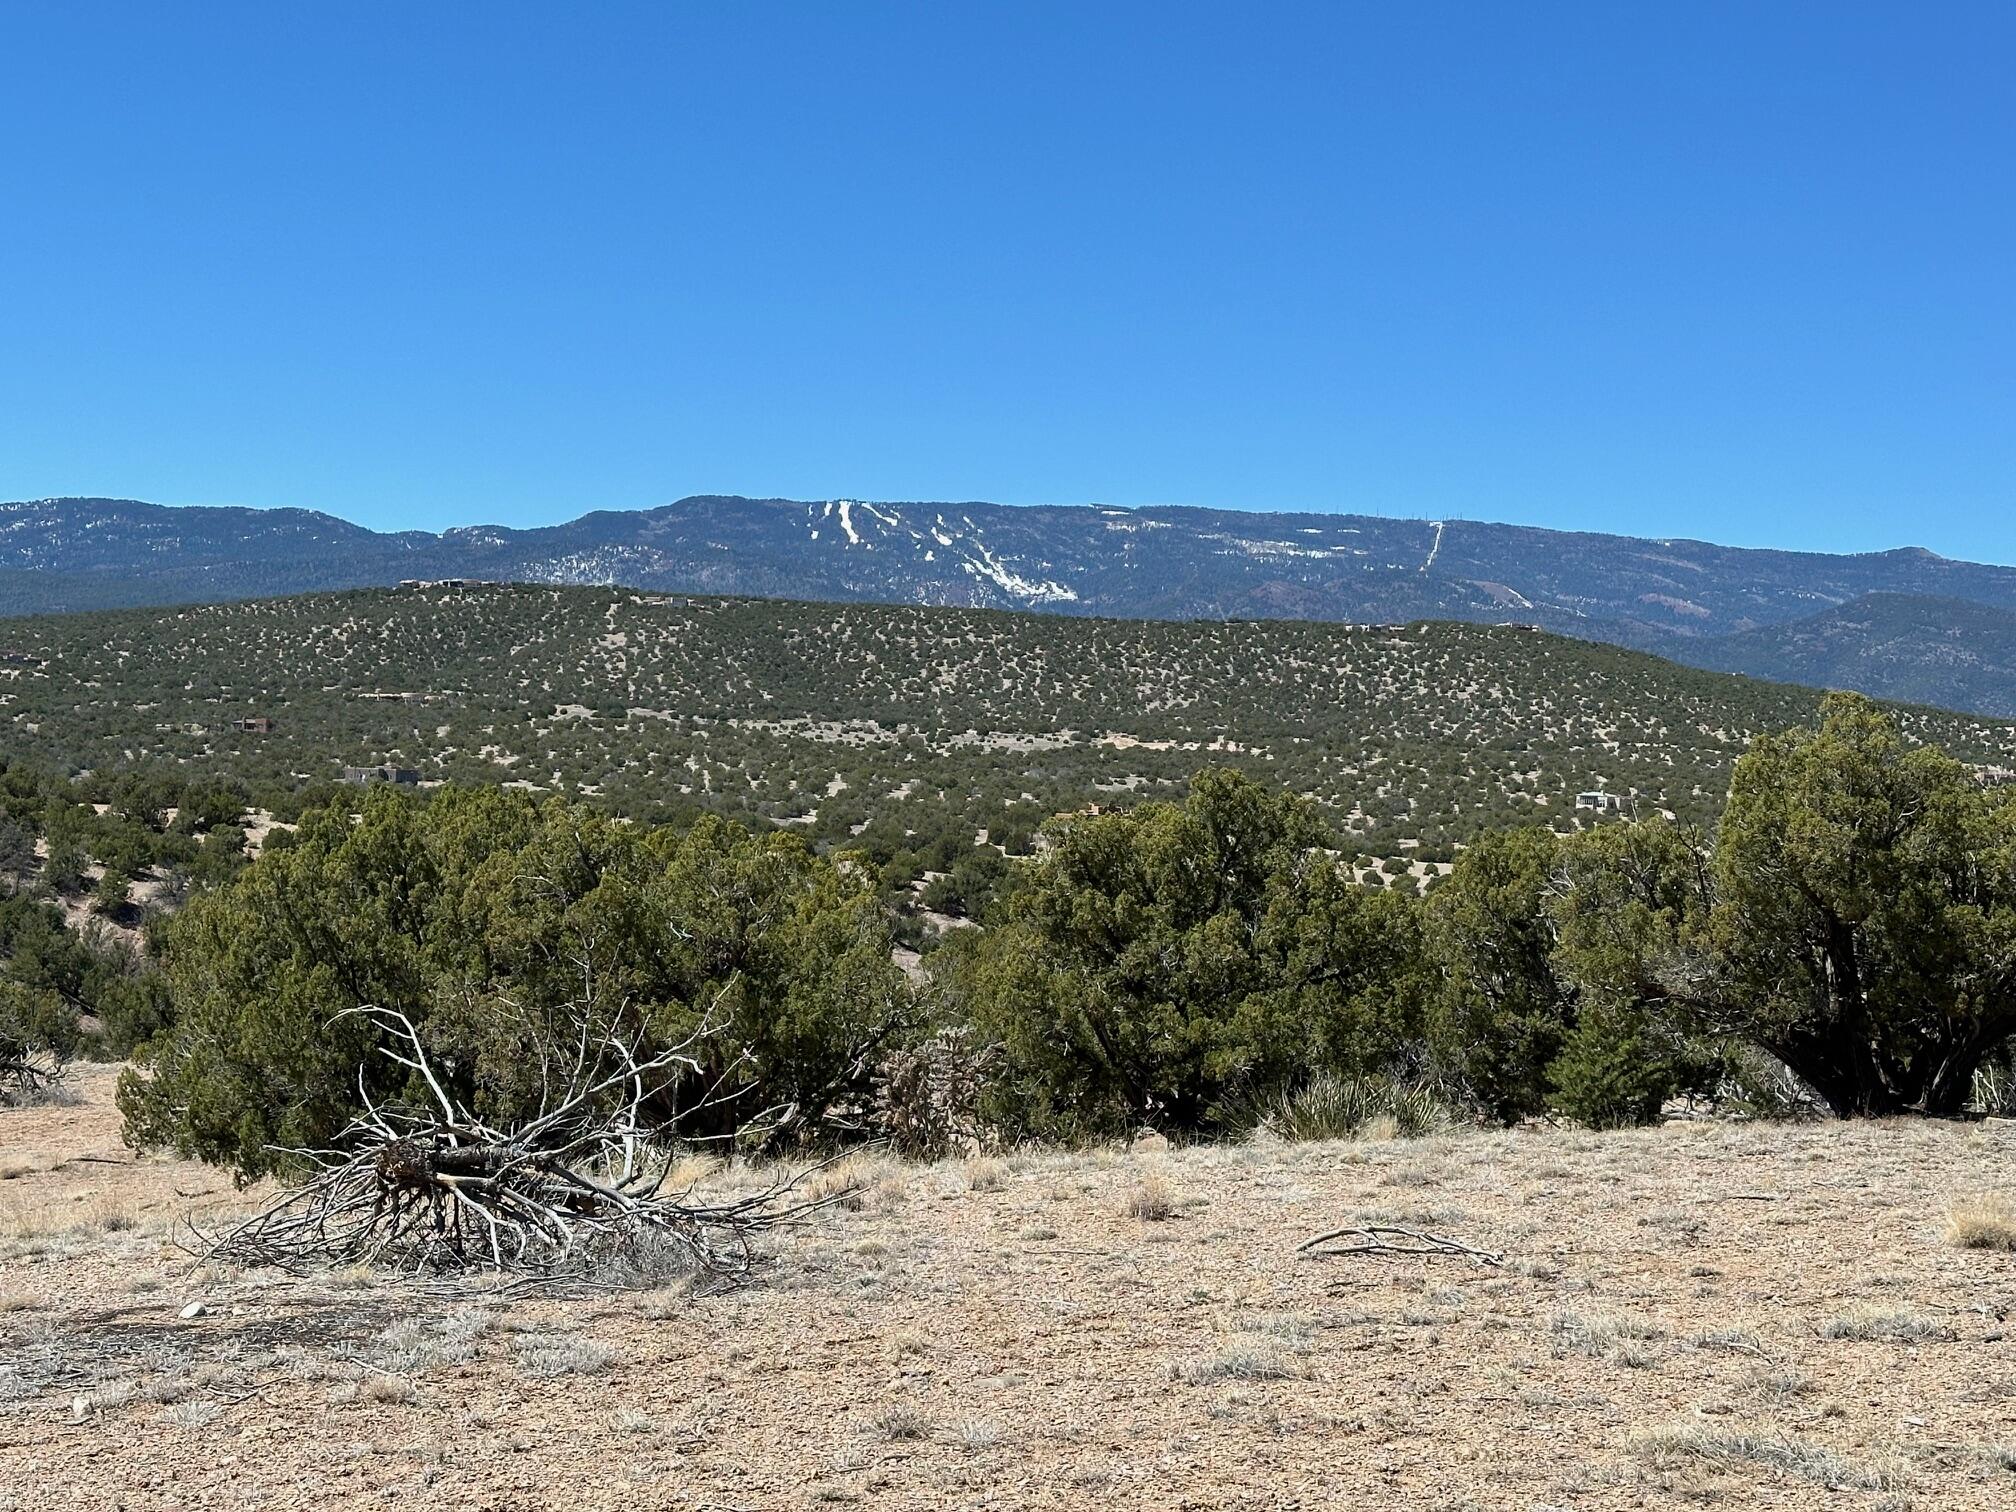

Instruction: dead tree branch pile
[205,998,817,1283]
[0,1028,65,1105]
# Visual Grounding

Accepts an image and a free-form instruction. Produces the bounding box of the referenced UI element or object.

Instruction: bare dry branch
[1297,1223,1504,1266]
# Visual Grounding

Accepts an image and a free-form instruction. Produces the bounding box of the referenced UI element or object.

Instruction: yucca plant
[1244,1073,1458,1143]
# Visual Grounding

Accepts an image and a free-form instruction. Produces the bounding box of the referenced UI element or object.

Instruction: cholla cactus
[871,1028,1000,1160]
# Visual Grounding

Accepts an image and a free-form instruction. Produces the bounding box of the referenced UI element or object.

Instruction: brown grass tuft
[1944,1192,2016,1251]
[1124,1172,1176,1222]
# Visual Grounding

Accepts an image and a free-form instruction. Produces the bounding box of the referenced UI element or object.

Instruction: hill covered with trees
[4,584,2012,876]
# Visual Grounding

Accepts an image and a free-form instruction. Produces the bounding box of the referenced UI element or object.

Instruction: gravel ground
[4,1064,2015,1510]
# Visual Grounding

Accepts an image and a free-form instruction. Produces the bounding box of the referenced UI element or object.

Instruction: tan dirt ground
[3,1065,2014,1510]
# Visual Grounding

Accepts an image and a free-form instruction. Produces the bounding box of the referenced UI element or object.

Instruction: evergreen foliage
[118,787,911,1177]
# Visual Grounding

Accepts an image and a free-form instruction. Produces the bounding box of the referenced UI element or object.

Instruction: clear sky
[2,3,2012,560]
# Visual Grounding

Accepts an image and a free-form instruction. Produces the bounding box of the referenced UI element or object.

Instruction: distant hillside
[7,494,2016,712]
[1693,593,2016,717]
[2,584,2010,866]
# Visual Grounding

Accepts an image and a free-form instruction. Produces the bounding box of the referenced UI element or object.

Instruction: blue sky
[2,3,2011,560]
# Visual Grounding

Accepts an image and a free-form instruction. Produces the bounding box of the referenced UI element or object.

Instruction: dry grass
[365,1307,492,1373]
[961,1156,1007,1192]
[511,1331,616,1379]
[957,1417,1001,1451]
[1945,1191,2016,1251]
[1171,1316,1316,1382]
[801,1151,906,1212]
[631,1286,687,1320]
[1820,1307,1949,1344]
[1122,1171,1176,1222]
[161,1400,224,1430]
[657,1151,723,1193]
[1628,1423,1903,1492]
[872,1404,931,1441]
[1356,1111,1403,1143]
[7,1065,2016,1508]
[1551,1308,1666,1360]
[357,1373,420,1406]
[0,1191,154,1242]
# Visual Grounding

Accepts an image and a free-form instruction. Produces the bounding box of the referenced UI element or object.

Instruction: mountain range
[4,493,2014,715]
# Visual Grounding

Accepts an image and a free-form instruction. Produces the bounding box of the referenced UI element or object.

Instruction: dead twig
[1297,1223,1503,1267]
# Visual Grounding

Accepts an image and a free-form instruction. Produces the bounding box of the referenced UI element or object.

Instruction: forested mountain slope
[6,495,2016,712]
[1694,593,2016,717]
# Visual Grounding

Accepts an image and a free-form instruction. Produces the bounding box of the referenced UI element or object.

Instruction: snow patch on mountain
[1199,533,1344,561]
[524,547,675,585]
[958,539,1079,603]
[836,500,862,546]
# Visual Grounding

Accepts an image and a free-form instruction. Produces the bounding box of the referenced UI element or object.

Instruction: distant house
[342,763,420,786]
[1976,765,2016,789]
[1575,790,1626,812]
[233,716,276,734]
